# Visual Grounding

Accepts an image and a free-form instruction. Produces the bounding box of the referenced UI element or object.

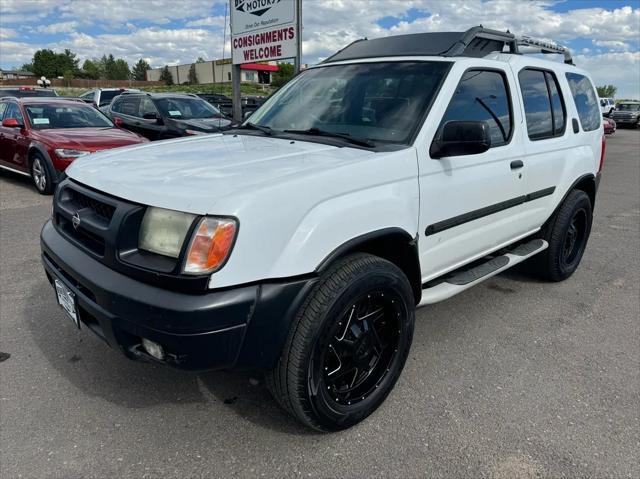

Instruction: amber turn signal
[183,218,237,274]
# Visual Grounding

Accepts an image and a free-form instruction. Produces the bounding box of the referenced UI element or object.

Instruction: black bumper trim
[41,220,313,371]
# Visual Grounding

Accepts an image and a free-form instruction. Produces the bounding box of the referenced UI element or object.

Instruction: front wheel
[266,253,415,431]
[31,154,54,195]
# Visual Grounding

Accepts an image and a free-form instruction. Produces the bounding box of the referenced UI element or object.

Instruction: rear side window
[519,69,566,140]
[565,73,600,132]
[439,69,512,147]
[0,103,7,119]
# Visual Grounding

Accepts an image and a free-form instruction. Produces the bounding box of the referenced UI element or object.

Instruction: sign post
[229,0,301,122]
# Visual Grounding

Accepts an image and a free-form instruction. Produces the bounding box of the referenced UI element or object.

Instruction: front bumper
[41,220,315,371]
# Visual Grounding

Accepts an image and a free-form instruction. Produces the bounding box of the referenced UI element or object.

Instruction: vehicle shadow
[0,169,33,188]
[24,283,310,435]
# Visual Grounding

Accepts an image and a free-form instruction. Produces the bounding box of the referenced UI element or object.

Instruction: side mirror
[2,118,23,128]
[143,112,159,120]
[430,120,491,159]
[113,117,124,127]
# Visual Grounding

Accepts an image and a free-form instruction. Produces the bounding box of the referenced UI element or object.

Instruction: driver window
[438,69,513,148]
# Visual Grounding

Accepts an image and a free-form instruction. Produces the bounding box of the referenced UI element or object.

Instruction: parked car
[611,101,640,128]
[0,97,147,194]
[599,97,616,117]
[102,92,232,140]
[78,88,140,109]
[603,116,616,134]
[0,86,58,98]
[41,27,604,431]
[195,93,264,119]
[195,93,232,116]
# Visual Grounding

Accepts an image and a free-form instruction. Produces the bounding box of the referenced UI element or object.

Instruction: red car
[603,116,616,135]
[0,97,148,194]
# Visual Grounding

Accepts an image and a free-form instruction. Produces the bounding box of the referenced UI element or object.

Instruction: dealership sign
[230,0,298,64]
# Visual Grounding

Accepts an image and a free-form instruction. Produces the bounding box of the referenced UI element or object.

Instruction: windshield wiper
[238,122,274,136]
[284,128,375,148]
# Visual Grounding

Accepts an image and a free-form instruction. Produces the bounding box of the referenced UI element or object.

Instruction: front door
[417,65,530,282]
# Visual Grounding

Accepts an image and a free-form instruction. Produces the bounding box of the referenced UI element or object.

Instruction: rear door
[516,68,601,230]
[417,64,530,281]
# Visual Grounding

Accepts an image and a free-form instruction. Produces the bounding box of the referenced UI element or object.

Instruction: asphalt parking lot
[1,129,638,479]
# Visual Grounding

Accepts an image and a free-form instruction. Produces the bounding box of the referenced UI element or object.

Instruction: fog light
[141,338,165,360]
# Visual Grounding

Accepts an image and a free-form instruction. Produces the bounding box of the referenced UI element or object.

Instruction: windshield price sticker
[168,110,182,116]
[33,118,50,125]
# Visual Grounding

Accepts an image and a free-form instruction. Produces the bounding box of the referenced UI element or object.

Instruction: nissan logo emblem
[72,211,81,230]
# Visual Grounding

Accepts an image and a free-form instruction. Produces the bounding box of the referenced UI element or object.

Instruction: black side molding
[425,187,556,236]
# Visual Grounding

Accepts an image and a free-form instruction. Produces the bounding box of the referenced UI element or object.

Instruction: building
[146,59,278,84]
[0,70,36,81]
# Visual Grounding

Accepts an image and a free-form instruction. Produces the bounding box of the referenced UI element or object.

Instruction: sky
[0,0,638,97]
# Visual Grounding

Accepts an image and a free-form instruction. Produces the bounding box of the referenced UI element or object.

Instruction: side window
[565,73,601,132]
[439,69,512,147]
[120,97,141,117]
[110,97,123,113]
[0,102,7,119]
[546,72,566,135]
[138,97,158,118]
[518,69,566,140]
[4,103,24,123]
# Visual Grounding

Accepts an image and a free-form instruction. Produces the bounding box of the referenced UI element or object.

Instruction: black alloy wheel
[267,253,415,431]
[317,290,402,406]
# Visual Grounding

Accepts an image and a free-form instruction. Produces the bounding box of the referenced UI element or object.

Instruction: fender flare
[543,173,596,228]
[27,142,59,182]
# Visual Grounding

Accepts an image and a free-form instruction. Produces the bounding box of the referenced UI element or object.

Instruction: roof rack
[322,26,573,65]
[516,36,573,65]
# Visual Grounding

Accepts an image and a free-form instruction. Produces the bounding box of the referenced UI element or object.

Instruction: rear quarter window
[565,73,601,132]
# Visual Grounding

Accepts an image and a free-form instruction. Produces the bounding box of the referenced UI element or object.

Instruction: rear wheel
[266,253,415,431]
[30,154,54,195]
[530,189,593,281]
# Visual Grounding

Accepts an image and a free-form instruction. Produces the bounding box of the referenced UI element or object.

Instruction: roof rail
[321,26,574,65]
[516,36,573,65]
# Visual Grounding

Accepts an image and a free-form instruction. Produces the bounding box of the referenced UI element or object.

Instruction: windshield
[617,103,640,111]
[154,97,222,119]
[247,61,451,145]
[25,103,114,129]
[99,90,124,106]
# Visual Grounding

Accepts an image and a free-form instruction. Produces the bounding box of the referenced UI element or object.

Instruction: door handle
[510,160,524,169]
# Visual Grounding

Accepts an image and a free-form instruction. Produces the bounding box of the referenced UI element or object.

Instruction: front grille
[67,189,116,222]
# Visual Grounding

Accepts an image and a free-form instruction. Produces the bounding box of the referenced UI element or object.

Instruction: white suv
[599,97,616,117]
[41,27,604,431]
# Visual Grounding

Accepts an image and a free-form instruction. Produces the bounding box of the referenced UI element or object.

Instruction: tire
[531,189,593,281]
[266,253,415,431]
[30,154,54,195]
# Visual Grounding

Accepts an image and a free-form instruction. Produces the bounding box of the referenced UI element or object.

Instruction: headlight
[138,207,196,258]
[54,148,91,158]
[183,217,237,274]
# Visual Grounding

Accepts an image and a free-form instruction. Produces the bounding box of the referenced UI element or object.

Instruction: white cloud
[574,51,640,99]
[0,0,638,96]
[37,21,79,34]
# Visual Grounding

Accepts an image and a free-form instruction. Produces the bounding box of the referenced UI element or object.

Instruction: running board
[417,239,548,307]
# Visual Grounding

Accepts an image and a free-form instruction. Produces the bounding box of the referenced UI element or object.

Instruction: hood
[169,117,232,131]
[32,127,146,151]
[66,134,375,214]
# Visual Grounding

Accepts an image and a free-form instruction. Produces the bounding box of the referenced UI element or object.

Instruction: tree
[20,63,34,73]
[196,57,206,63]
[596,85,617,98]
[26,48,81,78]
[112,59,131,80]
[81,59,102,79]
[271,62,294,87]
[132,59,150,81]
[188,63,198,84]
[159,65,174,85]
